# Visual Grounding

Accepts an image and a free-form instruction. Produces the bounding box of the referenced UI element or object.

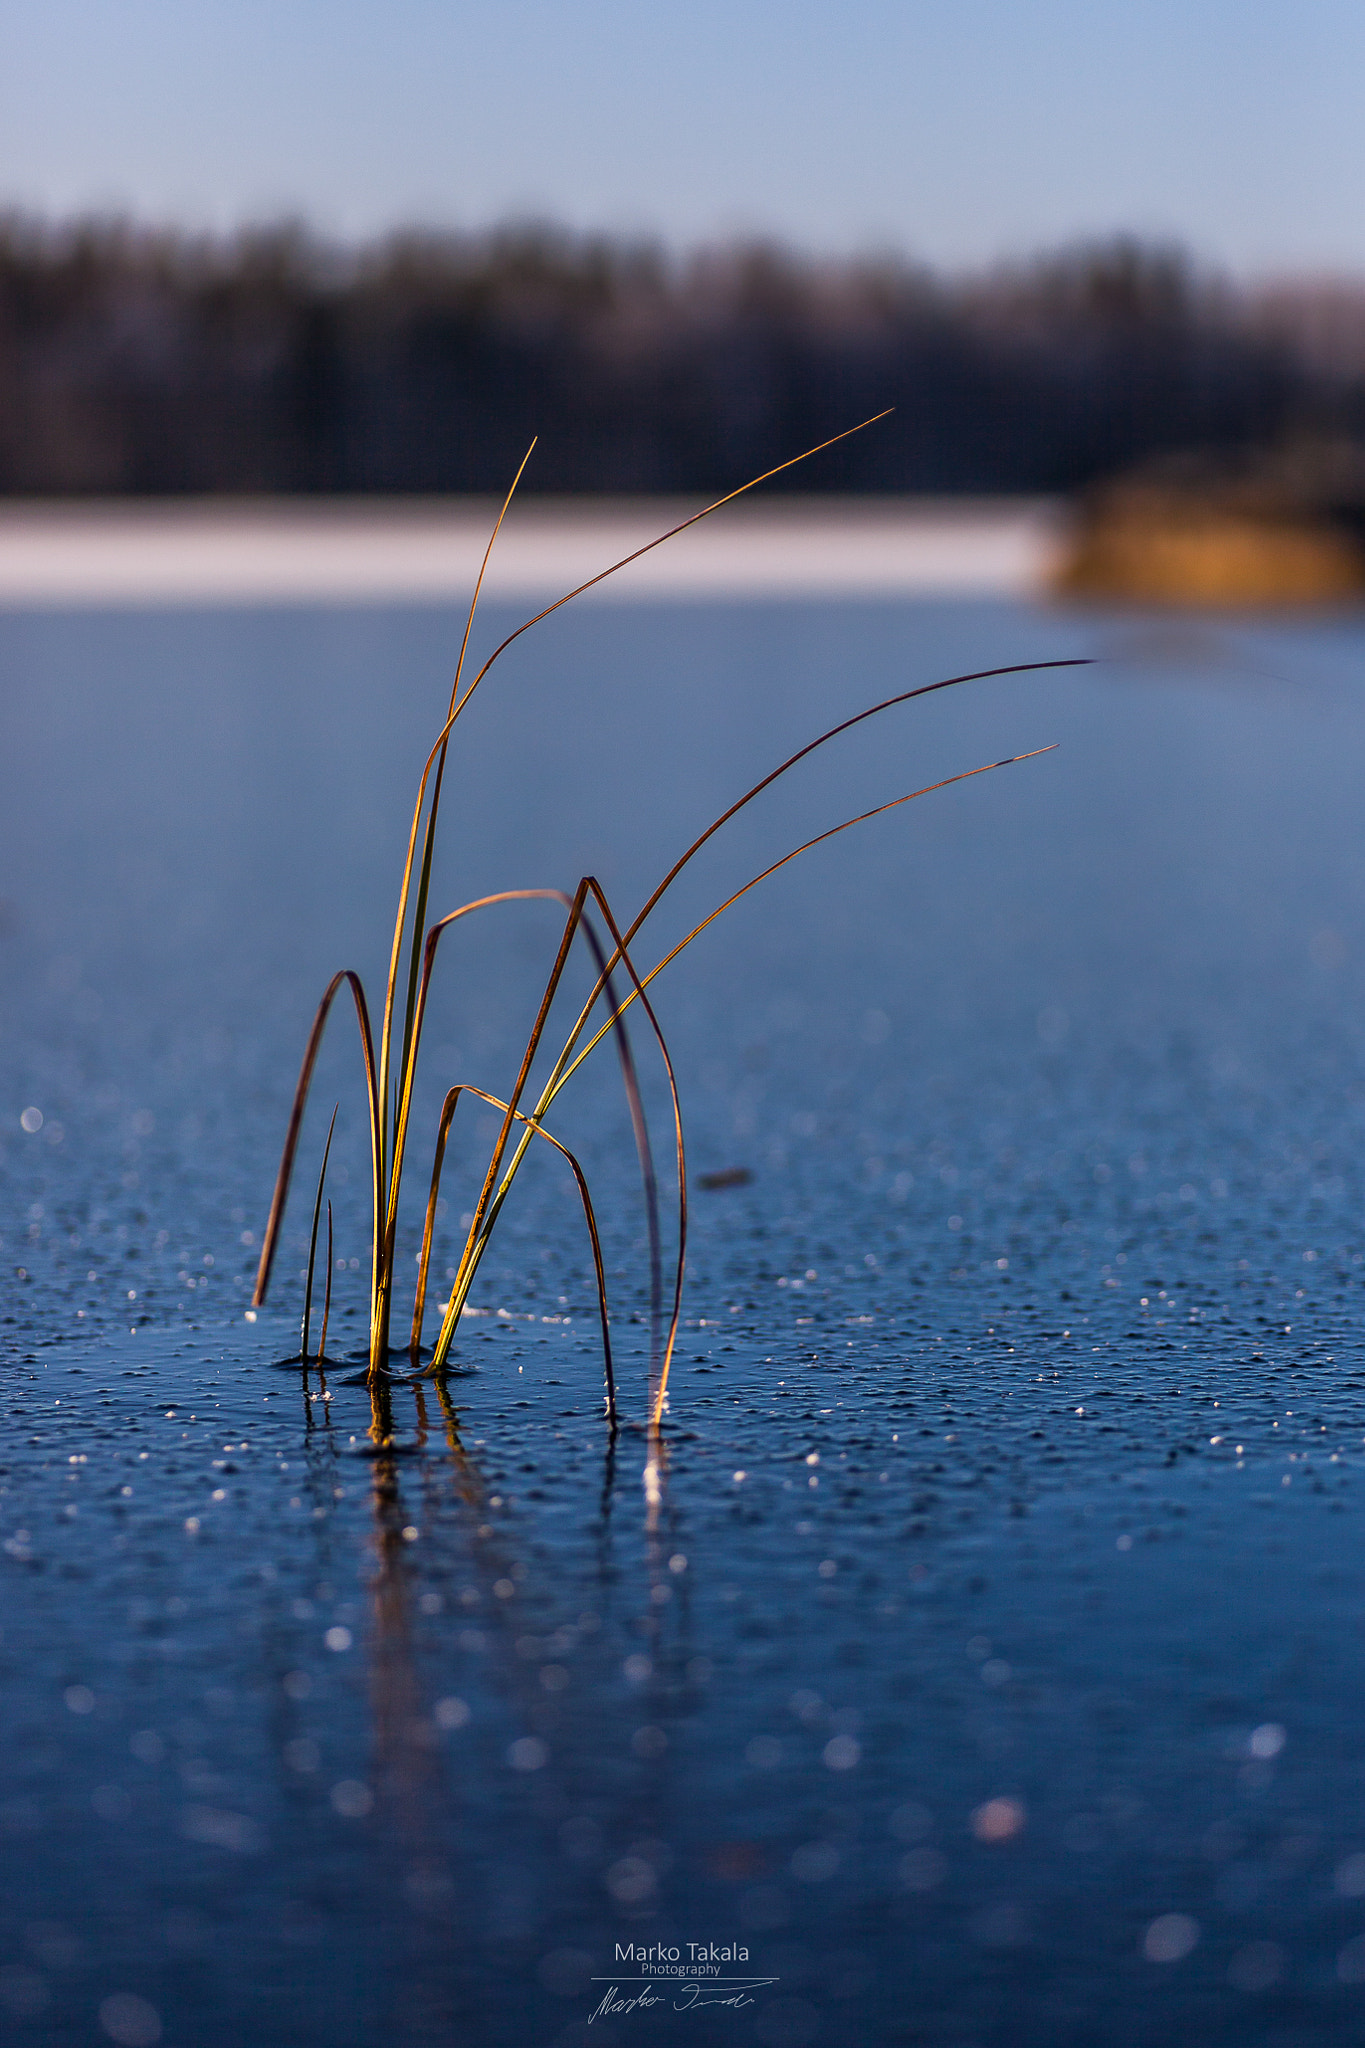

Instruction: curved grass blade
[381,881,659,1403]
[437,754,1057,1419]
[613,661,1088,965]
[253,972,381,1317]
[551,895,661,1403]
[430,886,651,1363]
[410,1086,464,1356]
[300,1105,338,1364]
[425,884,668,1384]
[499,665,1084,1295]
[576,882,686,1429]
[429,886,686,1422]
[389,891,572,1289]
[429,877,689,1417]
[415,1084,617,1427]
[537,661,1091,1101]
[556,748,1061,1094]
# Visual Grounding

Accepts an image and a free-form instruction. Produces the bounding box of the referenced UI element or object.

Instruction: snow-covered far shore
[0,496,1064,607]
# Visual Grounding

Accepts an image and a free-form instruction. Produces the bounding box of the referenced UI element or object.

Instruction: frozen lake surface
[5,593,1365,2045]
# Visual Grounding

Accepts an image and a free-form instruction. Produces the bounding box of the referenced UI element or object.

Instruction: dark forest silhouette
[2,216,1363,496]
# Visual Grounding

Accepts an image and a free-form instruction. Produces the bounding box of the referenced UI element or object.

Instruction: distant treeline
[3,216,1364,496]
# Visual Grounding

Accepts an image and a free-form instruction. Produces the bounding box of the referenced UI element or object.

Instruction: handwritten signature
[588,1980,775,2023]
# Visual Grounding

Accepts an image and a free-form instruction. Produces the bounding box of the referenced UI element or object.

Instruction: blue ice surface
[4,595,1365,2044]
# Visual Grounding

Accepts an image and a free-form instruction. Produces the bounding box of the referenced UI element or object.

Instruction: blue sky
[2,0,1362,274]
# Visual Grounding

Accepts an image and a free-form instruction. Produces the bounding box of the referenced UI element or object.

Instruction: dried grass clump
[251,419,1071,1431]
[1057,445,1365,607]
[1058,494,1365,606]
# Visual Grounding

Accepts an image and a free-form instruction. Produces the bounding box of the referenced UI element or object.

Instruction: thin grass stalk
[252,971,380,1318]
[300,1105,338,1364]
[410,1085,464,1355]
[525,892,664,1400]
[318,1199,334,1363]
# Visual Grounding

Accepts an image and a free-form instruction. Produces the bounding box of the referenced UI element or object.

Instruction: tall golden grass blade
[437,415,896,740]
[374,416,895,1226]
[253,972,381,1316]
[446,440,539,728]
[395,443,539,1124]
